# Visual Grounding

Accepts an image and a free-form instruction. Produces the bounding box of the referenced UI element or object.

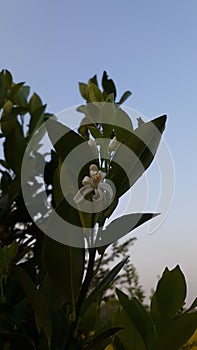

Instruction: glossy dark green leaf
[80,258,128,316]
[116,289,156,350]
[156,312,197,350]
[14,266,52,344]
[111,115,167,198]
[117,90,132,105]
[155,265,187,320]
[43,236,85,303]
[99,213,159,245]
[102,71,117,101]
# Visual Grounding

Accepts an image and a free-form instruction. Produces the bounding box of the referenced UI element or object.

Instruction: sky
[1,0,197,304]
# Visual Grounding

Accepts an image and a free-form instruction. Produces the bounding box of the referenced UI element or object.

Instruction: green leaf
[0,70,13,108]
[100,102,116,138]
[155,265,187,320]
[8,81,25,102]
[137,116,145,127]
[113,336,127,350]
[29,92,43,114]
[113,107,133,138]
[88,81,103,102]
[46,118,85,159]
[187,297,197,313]
[39,274,65,309]
[77,103,101,124]
[116,289,156,350]
[0,105,24,136]
[102,71,117,101]
[6,240,18,261]
[14,266,52,344]
[2,99,13,114]
[111,115,167,198]
[80,258,128,316]
[156,312,197,350]
[117,91,132,105]
[14,85,30,107]
[99,213,159,245]
[28,104,46,137]
[89,74,98,86]
[0,241,18,277]
[43,236,85,303]
[3,122,26,175]
[113,308,146,350]
[150,292,161,329]
[79,82,90,102]
[0,171,12,194]
[87,327,123,350]
[46,118,99,191]
[80,302,98,333]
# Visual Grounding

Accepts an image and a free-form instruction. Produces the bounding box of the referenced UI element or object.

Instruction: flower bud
[108,137,119,153]
[89,164,98,177]
[88,139,98,157]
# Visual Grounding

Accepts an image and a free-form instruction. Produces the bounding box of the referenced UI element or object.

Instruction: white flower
[88,139,98,156]
[74,164,113,203]
[108,136,119,153]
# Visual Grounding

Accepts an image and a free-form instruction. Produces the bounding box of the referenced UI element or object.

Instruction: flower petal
[92,188,103,201]
[99,182,114,200]
[82,176,91,185]
[73,184,93,203]
[98,171,106,180]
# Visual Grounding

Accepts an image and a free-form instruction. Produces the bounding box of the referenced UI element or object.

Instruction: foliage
[0,69,196,350]
[90,238,145,302]
[116,266,197,350]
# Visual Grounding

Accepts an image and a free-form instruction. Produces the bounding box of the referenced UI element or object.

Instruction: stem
[93,250,105,277]
[76,247,96,315]
[69,247,76,322]
[62,247,96,350]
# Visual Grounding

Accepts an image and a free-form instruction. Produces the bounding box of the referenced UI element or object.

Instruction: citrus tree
[0,69,196,350]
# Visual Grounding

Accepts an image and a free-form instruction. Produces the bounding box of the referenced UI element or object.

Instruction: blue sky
[1,0,197,303]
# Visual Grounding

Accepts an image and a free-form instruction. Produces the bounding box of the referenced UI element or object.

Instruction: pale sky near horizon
[1,0,197,304]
